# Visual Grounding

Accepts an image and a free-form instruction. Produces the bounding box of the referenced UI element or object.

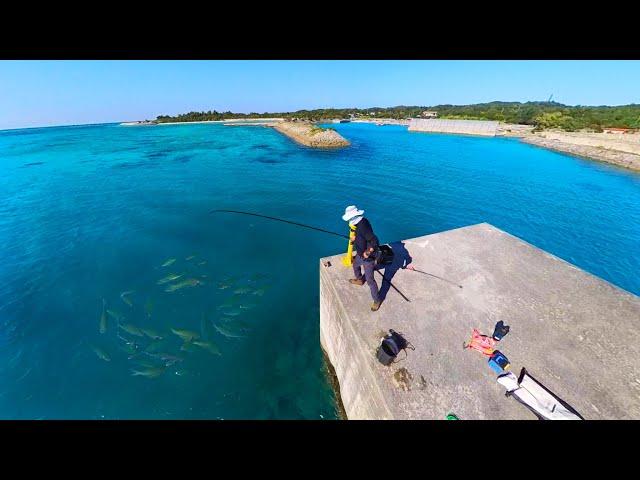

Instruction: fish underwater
[157,273,183,285]
[165,278,201,293]
[186,255,196,261]
[146,352,183,366]
[161,258,176,267]
[140,328,163,340]
[144,298,154,318]
[131,366,166,378]
[106,309,123,321]
[193,340,222,356]
[233,288,251,295]
[120,291,134,307]
[213,321,246,338]
[171,328,200,342]
[131,359,159,369]
[99,298,107,334]
[91,345,111,362]
[119,342,139,356]
[217,302,234,310]
[160,355,184,367]
[252,288,266,296]
[239,303,257,310]
[180,341,198,353]
[119,323,146,337]
[145,339,171,353]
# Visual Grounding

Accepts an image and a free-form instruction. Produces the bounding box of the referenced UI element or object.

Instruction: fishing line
[210,209,410,302]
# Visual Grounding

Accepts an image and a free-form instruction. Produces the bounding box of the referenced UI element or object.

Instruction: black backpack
[375,244,394,266]
[376,329,414,366]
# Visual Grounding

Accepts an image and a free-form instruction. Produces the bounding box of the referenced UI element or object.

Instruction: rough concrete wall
[409,118,498,136]
[320,261,394,419]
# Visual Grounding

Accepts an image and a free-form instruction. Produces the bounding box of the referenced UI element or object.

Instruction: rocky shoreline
[518,131,640,172]
[272,122,350,148]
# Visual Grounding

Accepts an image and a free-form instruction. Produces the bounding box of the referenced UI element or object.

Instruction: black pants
[352,255,380,302]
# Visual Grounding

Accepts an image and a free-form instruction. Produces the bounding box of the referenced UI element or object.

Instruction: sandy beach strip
[120,121,156,126]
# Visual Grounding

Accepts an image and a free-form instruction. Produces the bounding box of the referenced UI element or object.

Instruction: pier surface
[319,223,640,419]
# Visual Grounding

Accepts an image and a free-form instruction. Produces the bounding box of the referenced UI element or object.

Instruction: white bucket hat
[342,205,364,222]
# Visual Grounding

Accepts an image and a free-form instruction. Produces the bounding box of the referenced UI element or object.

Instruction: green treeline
[155,102,640,131]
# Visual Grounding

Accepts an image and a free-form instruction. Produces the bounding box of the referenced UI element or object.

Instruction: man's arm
[362,220,379,258]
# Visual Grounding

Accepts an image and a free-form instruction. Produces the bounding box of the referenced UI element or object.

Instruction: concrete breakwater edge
[271,122,350,148]
[319,224,640,419]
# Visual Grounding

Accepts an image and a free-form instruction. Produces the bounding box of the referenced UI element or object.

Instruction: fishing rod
[406,266,463,289]
[210,209,349,239]
[210,209,410,302]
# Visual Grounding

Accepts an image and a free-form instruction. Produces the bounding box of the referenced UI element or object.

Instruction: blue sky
[1,60,639,130]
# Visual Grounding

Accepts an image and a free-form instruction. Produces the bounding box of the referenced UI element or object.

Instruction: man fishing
[210,209,413,303]
[342,205,382,311]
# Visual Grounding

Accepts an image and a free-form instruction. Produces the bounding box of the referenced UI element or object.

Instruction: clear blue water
[1,121,639,419]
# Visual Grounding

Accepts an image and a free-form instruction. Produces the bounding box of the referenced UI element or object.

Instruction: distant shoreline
[120,118,284,127]
[119,117,640,173]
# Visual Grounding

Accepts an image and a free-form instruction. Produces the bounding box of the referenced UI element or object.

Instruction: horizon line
[3,100,640,132]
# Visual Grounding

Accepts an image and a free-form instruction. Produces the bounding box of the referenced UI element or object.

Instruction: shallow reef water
[0,121,638,419]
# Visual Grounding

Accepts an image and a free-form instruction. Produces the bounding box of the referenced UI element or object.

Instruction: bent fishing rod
[210,209,410,302]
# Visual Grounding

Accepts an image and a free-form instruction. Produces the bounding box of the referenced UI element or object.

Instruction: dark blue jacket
[353,217,379,258]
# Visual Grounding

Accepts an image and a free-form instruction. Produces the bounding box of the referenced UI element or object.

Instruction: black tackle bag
[376,329,413,366]
[375,244,394,266]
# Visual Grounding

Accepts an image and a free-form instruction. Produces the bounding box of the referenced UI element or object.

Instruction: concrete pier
[408,118,499,136]
[319,223,640,419]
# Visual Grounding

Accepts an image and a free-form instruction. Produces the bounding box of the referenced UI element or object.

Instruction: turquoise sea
[1,121,639,419]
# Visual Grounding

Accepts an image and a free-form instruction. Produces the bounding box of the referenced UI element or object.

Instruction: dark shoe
[371,301,382,312]
[349,278,365,286]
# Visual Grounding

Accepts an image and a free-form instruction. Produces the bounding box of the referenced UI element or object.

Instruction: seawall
[408,118,499,137]
[319,223,640,419]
